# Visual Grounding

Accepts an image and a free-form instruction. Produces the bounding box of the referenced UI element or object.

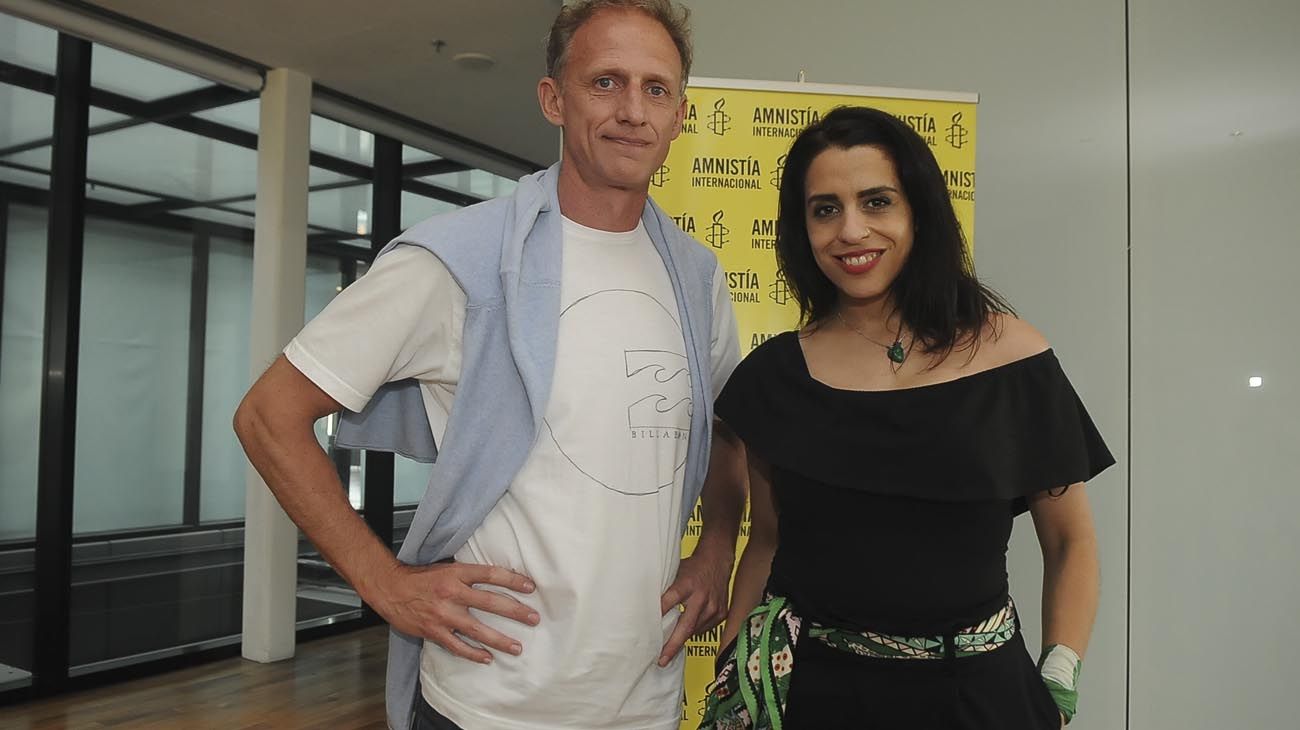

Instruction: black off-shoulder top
[715,331,1114,635]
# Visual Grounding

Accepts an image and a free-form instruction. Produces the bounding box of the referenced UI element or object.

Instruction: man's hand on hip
[368,561,539,665]
[657,540,734,667]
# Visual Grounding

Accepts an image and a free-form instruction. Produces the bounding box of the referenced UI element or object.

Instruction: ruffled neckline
[787,331,1056,395]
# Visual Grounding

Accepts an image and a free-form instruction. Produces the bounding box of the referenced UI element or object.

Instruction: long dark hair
[775,106,1011,358]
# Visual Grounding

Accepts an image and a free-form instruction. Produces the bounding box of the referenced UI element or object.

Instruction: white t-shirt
[286,217,740,730]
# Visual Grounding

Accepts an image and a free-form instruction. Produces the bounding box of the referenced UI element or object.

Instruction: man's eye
[595,78,615,89]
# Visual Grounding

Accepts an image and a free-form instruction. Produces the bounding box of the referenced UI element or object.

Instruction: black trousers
[411,695,464,730]
[783,630,1062,729]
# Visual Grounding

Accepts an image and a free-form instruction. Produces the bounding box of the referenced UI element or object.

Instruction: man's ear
[538,76,564,127]
[670,92,688,140]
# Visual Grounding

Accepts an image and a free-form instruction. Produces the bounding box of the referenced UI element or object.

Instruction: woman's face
[803,144,914,308]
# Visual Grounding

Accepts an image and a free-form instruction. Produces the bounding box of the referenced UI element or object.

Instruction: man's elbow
[232,397,253,446]
[233,388,273,453]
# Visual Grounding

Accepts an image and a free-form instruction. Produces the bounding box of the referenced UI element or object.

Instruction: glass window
[0,13,56,74]
[0,161,54,190]
[199,236,252,523]
[402,146,439,164]
[65,48,260,675]
[395,457,433,507]
[0,11,53,693]
[0,11,531,687]
[400,190,459,230]
[6,116,356,210]
[176,207,257,230]
[82,123,274,201]
[198,104,382,170]
[74,217,192,534]
[90,44,213,101]
[308,183,372,237]
[83,184,161,206]
[0,86,55,166]
[419,168,517,199]
[1,86,128,182]
[191,99,258,133]
[308,115,375,166]
[0,204,45,543]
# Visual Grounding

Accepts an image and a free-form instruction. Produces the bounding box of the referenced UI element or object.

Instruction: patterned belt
[810,595,1019,660]
[699,596,1020,730]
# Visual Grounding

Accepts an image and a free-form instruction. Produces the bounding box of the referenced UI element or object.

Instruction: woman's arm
[1028,483,1100,657]
[719,451,779,650]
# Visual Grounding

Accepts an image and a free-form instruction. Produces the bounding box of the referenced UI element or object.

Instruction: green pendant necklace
[836,311,908,364]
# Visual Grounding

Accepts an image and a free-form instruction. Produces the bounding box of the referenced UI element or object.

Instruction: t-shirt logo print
[626,350,692,430]
[545,289,692,496]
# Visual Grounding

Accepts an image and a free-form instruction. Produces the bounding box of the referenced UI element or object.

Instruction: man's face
[539,8,687,192]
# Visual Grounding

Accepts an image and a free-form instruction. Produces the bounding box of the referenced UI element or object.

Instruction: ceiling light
[453,52,496,71]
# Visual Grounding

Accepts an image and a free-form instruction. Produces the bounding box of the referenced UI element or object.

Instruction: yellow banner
[665,78,977,729]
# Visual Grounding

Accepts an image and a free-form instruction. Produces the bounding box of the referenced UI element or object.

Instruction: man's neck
[555,162,649,232]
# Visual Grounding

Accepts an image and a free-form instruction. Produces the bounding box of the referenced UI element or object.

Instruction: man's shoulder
[374,197,516,302]
[401,196,514,252]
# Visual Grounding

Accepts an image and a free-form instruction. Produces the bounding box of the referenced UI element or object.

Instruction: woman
[700,107,1113,729]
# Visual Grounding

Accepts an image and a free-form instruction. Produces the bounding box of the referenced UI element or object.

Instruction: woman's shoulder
[723,330,815,395]
[715,330,805,437]
[726,330,799,383]
[969,313,1051,370]
[746,329,802,360]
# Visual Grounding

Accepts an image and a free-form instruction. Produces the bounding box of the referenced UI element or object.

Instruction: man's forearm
[235,400,398,601]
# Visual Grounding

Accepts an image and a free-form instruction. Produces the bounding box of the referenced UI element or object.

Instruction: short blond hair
[546,0,693,88]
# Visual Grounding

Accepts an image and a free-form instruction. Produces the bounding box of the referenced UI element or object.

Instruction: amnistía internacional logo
[945,111,969,149]
[705,210,730,249]
[705,97,731,136]
[690,155,762,190]
[650,163,671,188]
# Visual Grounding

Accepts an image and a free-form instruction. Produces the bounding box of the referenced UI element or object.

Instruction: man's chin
[611,178,653,193]
[601,166,657,192]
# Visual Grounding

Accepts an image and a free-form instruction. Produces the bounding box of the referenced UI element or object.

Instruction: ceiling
[83,0,562,167]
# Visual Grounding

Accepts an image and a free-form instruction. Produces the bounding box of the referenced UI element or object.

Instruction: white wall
[1128,0,1300,727]
[686,1,1130,727]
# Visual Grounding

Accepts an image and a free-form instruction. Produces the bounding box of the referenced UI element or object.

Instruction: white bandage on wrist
[1039,644,1081,690]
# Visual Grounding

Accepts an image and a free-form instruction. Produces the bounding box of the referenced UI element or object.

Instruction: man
[233,1,746,728]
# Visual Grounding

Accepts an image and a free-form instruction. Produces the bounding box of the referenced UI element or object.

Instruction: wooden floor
[3,626,389,729]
